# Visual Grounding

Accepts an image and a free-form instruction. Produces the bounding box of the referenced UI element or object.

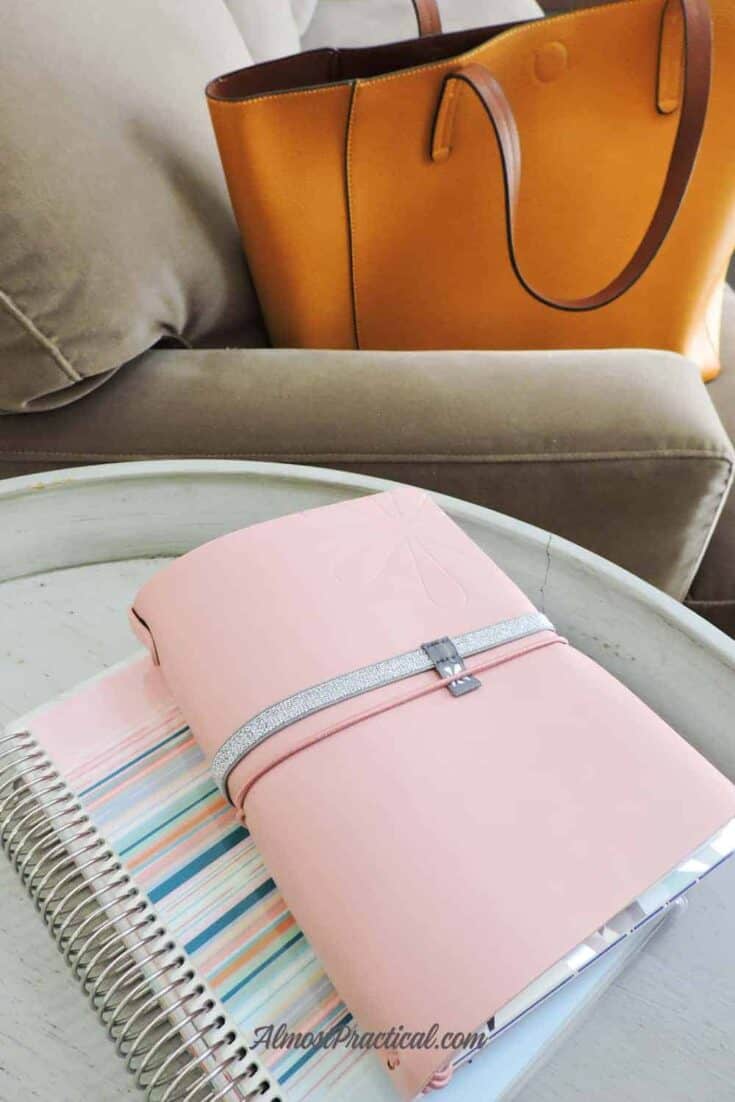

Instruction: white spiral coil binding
[0,731,282,1102]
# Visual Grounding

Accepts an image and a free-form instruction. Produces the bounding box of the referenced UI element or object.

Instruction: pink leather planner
[130,487,735,1099]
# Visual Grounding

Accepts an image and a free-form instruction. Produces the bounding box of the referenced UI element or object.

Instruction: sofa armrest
[0,346,731,599]
[685,284,735,632]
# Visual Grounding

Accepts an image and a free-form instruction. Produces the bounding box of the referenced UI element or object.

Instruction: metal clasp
[422,637,481,697]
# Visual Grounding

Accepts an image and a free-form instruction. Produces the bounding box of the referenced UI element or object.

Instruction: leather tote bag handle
[412,0,442,36]
[430,0,712,312]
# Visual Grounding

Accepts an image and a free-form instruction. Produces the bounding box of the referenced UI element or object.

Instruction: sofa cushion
[686,284,735,634]
[0,0,260,413]
[0,345,731,602]
[302,0,542,49]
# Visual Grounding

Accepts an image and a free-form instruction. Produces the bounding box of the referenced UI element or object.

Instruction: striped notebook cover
[2,653,672,1102]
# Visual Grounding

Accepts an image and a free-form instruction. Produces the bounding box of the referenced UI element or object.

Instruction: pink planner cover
[130,487,735,1099]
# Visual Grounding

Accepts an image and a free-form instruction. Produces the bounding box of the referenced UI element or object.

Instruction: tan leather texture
[207,0,735,380]
[411,0,443,36]
[430,0,711,311]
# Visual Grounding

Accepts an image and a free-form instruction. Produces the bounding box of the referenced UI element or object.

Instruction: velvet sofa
[1,0,733,634]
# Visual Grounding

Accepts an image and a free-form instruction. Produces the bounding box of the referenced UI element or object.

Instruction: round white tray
[1,461,733,1102]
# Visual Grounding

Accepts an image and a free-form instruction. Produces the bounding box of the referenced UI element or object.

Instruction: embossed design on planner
[301,490,473,607]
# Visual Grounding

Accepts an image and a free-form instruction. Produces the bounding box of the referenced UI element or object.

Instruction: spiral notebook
[2,648,733,1102]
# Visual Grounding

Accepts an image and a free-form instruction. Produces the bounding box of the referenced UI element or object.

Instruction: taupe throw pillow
[0,0,259,412]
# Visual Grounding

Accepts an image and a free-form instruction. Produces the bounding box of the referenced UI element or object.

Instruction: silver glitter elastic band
[212,611,554,799]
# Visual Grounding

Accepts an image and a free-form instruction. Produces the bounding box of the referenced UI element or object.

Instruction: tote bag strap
[412,0,442,36]
[430,0,712,312]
